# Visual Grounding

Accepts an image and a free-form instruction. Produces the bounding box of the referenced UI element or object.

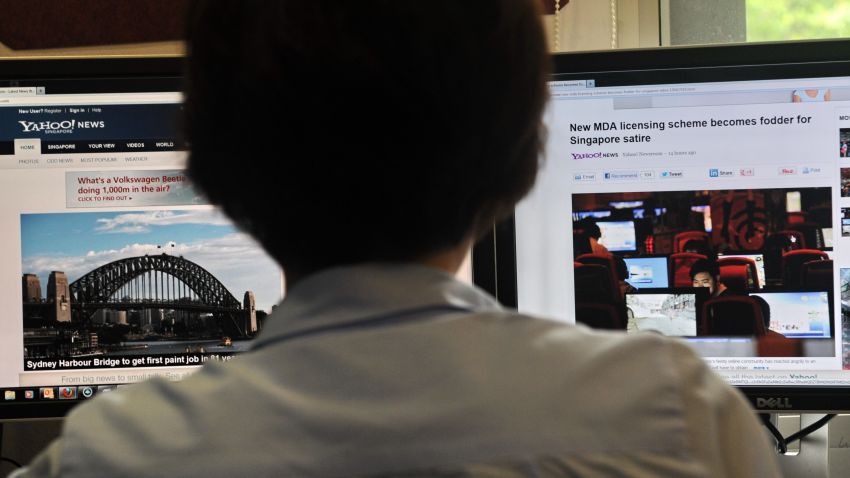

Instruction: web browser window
[1,83,286,407]
[517,75,850,387]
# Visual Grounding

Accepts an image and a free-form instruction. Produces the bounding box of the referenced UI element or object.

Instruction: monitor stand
[775,414,830,477]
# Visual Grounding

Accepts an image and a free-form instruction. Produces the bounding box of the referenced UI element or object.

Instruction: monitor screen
[823,227,834,247]
[482,40,850,411]
[625,290,700,336]
[572,210,611,221]
[786,191,802,213]
[751,291,831,338]
[0,58,285,418]
[632,207,666,219]
[609,200,643,209]
[596,220,636,252]
[623,257,669,289]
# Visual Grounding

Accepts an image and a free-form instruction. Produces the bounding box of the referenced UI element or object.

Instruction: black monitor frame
[471,39,850,413]
[0,56,183,420]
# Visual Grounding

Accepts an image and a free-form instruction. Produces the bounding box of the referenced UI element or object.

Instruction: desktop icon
[709,168,719,178]
[40,388,55,400]
[24,390,34,399]
[79,386,94,399]
[4,390,15,401]
[58,387,77,400]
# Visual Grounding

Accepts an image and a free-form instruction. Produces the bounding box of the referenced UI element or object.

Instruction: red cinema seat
[718,256,760,289]
[669,253,707,288]
[782,249,828,288]
[801,259,833,290]
[718,264,748,294]
[701,296,766,336]
[673,231,710,253]
[574,263,620,304]
[575,302,626,330]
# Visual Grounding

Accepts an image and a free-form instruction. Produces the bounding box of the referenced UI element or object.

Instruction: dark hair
[613,256,629,280]
[689,259,720,280]
[184,0,549,277]
[576,219,602,240]
[750,295,771,329]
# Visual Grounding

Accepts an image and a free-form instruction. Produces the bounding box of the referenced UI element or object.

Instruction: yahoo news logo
[18,119,105,134]
[571,151,619,160]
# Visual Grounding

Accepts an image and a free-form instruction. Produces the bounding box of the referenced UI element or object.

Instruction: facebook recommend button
[603,170,640,181]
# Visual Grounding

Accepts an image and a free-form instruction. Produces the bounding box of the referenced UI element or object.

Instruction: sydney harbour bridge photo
[21,210,283,367]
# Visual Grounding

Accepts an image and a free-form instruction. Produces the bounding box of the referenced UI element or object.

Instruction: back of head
[576,219,602,240]
[184,0,550,277]
[750,294,771,329]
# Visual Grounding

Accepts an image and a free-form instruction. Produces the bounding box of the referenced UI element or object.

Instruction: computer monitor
[596,220,637,252]
[0,58,288,418]
[823,227,834,247]
[632,207,666,219]
[571,209,611,221]
[625,289,704,336]
[751,291,831,338]
[623,257,669,289]
[609,200,643,209]
[475,39,850,412]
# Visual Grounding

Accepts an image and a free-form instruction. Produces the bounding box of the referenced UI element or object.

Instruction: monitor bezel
[471,39,850,413]
[0,56,183,420]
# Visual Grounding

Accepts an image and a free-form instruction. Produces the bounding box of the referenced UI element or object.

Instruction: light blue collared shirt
[15,263,780,477]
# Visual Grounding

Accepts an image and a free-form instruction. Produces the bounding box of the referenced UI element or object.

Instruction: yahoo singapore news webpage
[515,77,850,387]
[0,92,283,393]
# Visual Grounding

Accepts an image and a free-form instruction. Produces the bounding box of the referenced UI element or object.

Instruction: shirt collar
[252,263,503,349]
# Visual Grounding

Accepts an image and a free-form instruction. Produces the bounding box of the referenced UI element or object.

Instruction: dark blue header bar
[0,103,180,141]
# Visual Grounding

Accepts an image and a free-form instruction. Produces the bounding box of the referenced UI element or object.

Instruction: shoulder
[53,360,274,477]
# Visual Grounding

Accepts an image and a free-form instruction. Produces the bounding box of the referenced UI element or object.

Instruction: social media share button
[572,171,597,182]
[660,170,684,179]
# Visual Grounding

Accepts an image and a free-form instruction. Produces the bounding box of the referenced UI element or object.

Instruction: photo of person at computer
[792,88,831,102]
[842,168,850,197]
[840,128,850,157]
[572,187,835,358]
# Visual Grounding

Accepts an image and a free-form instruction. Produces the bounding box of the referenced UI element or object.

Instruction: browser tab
[549,80,592,90]
[0,87,38,97]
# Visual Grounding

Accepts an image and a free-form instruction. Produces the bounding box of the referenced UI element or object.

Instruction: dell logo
[756,397,792,409]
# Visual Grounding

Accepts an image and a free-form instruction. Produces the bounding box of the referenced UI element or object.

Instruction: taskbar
[0,384,126,404]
